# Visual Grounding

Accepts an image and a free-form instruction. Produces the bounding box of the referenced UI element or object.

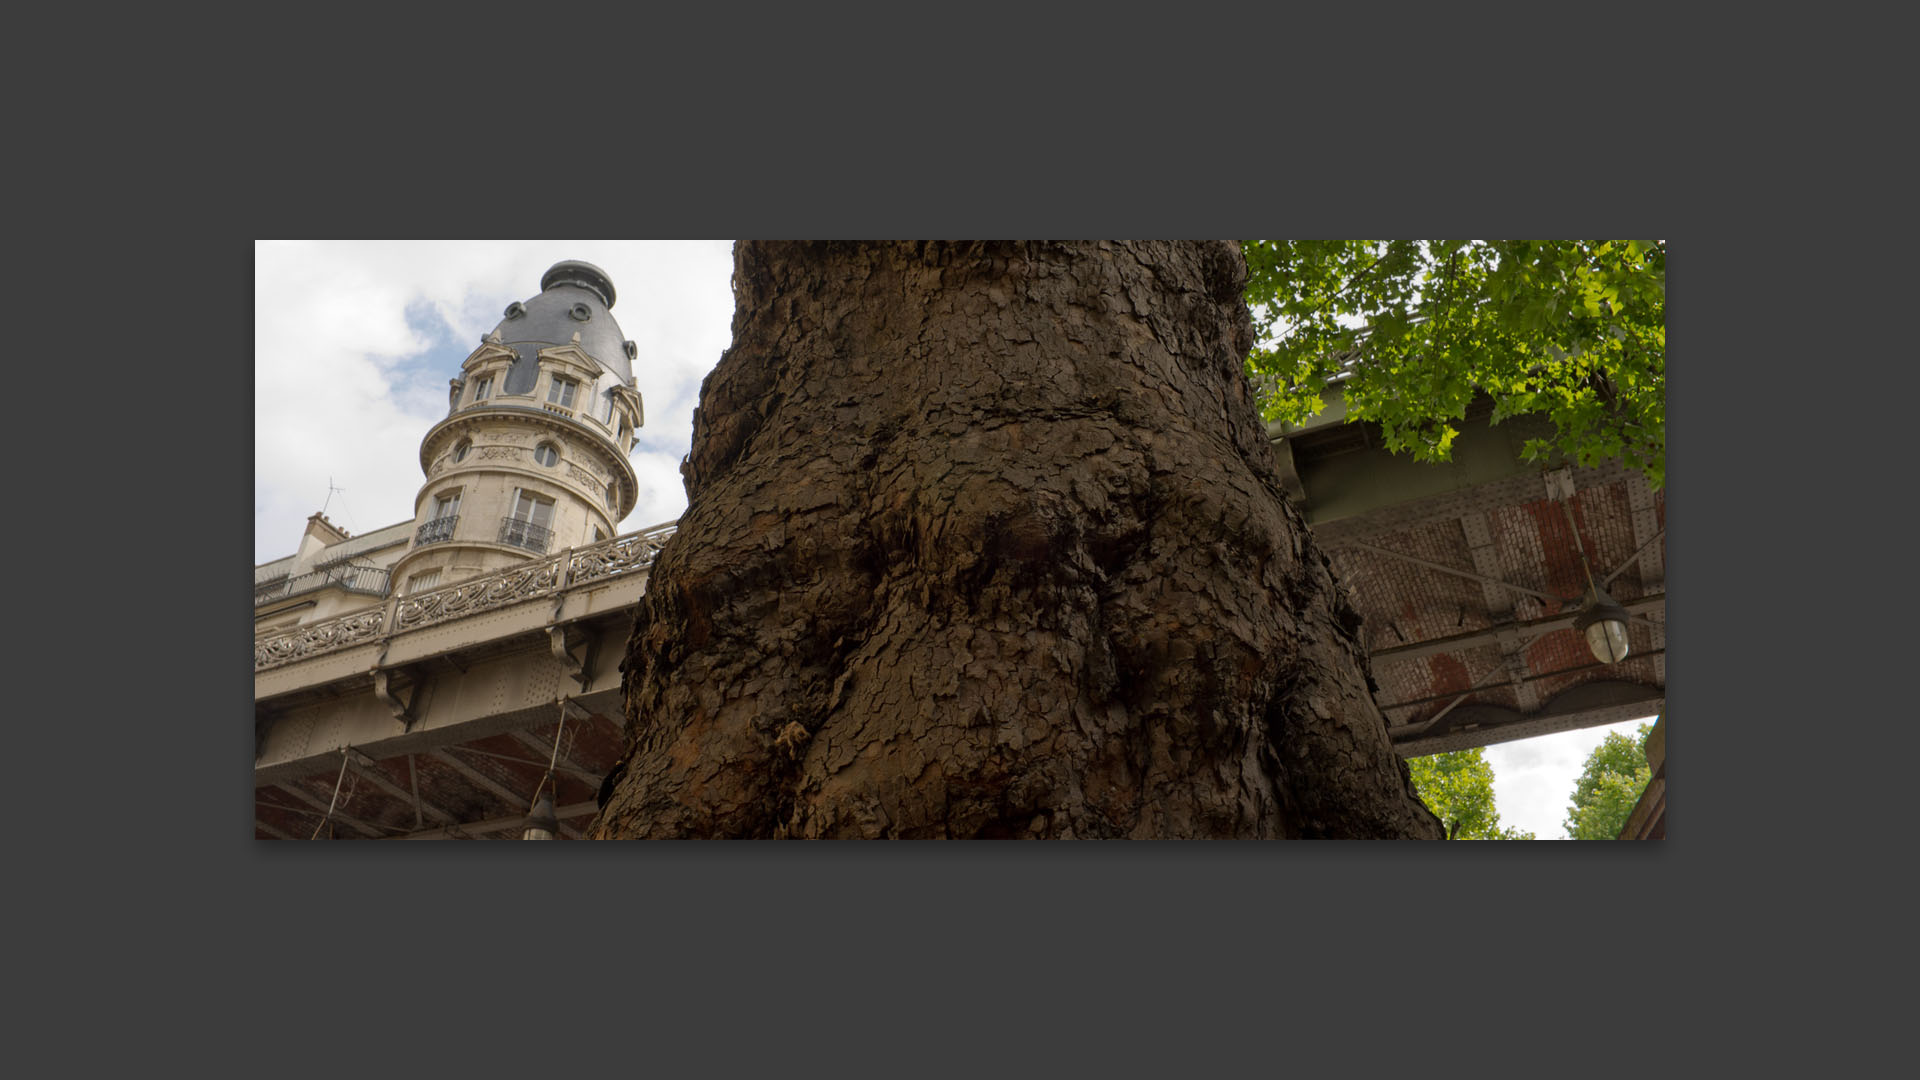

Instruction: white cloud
[630,450,693,531]
[255,240,735,563]
[1483,716,1657,839]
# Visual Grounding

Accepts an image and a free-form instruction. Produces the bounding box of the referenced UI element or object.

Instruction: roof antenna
[320,477,358,535]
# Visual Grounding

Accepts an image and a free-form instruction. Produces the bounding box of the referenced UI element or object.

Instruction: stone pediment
[459,341,519,375]
[535,343,606,380]
[609,382,644,427]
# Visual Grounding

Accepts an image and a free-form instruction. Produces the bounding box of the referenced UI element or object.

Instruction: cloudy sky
[254,240,736,564]
[254,240,1655,838]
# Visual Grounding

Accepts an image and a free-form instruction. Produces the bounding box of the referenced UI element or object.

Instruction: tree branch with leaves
[1242,240,1665,488]
[1406,748,1535,840]
[1564,724,1654,840]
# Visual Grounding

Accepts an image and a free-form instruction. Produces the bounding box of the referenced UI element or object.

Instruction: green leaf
[1564,725,1654,840]
[1406,748,1527,840]
[1240,240,1664,489]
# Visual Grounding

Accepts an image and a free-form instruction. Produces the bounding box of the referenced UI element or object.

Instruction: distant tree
[1241,241,1665,488]
[1406,748,1535,840]
[1564,724,1653,840]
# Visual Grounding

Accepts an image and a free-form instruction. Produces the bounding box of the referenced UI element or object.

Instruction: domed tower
[389,261,644,597]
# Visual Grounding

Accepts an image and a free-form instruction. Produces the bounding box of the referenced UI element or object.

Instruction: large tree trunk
[592,241,1441,838]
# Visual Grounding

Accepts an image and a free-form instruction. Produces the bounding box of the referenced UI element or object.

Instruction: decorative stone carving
[479,445,520,460]
[567,463,597,487]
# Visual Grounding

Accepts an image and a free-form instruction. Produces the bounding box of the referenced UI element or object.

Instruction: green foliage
[1564,724,1653,840]
[1241,241,1665,489]
[1406,748,1535,840]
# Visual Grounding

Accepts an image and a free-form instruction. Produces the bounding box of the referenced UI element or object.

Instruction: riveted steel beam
[396,800,599,840]
[1371,594,1665,665]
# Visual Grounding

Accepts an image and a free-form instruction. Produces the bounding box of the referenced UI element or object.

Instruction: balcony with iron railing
[416,514,459,546]
[254,561,392,608]
[498,516,553,553]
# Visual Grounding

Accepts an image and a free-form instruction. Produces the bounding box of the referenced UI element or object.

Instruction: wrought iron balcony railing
[254,562,392,608]
[323,563,392,594]
[498,516,553,553]
[416,514,459,546]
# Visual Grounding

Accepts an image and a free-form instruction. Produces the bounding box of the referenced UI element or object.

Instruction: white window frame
[547,376,577,408]
[510,489,555,528]
[472,375,493,402]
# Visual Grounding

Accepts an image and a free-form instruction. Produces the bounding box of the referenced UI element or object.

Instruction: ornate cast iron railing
[254,523,677,671]
[498,516,553,553]
[254,609,386,668]
[567,529,670,586]
[392,556,564,634]
[416,514,459,546]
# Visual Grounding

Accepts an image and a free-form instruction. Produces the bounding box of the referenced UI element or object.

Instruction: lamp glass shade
[521,794,559,840]
[1584,617,1630,664]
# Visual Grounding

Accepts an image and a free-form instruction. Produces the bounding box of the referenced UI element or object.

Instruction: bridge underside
[1272,399,1665,757]
[254,609,635,840]
[253,531,667,840]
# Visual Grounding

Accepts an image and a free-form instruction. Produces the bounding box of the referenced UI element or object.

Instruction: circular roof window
[569,303,592,322]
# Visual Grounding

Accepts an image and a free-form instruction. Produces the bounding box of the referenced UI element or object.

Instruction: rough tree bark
[591,241,1442,838]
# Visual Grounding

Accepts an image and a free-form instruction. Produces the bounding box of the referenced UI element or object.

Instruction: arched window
[534,443,559,467]
[453,439,472,462]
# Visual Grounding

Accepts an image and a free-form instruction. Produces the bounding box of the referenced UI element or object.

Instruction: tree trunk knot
[774,721,811,761]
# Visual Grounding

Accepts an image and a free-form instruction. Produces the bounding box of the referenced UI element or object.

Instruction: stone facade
[256,260,647,638]
[255,262,669,840]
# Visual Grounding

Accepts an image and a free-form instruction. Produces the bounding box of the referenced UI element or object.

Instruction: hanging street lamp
[522,697,572,839]
[1573,584,1632,664]
[1555,490,1633,666]
[521,790,558,840]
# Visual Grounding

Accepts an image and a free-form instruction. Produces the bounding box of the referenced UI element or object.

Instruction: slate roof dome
[487,260,635,388]
[541,259,616,309]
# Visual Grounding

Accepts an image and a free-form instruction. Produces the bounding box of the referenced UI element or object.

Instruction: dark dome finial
[540,260,617,309]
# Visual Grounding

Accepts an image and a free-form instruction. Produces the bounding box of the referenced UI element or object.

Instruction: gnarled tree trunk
[592,241,1441,838]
